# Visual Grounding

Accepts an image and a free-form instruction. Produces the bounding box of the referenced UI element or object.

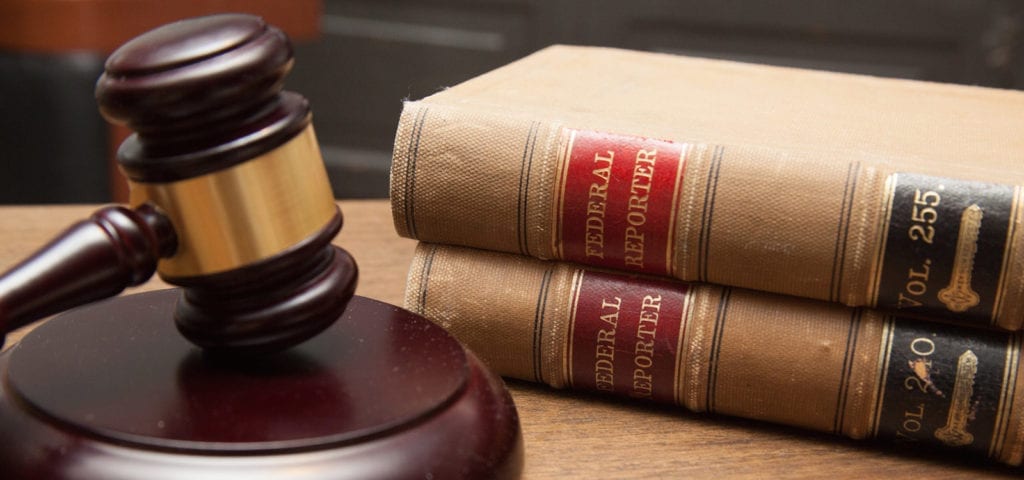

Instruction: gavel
[0,14,521,479]
[0,14,355,354]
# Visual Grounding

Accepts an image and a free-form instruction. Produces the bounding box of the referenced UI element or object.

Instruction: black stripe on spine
[830,162,859,302]
[417,244,438,315]
[404,107,430,238]
[706,287,732,413]
[533,267,554,383]
[833,308,863,434]
[698,146,725,282]
[517,122,540,256]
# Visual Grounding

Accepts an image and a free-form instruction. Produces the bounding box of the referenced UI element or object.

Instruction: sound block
[0,290,523,479]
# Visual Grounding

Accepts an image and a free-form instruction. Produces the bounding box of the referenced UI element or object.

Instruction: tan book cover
[405,243,1024,466]
[390,45,1024,330]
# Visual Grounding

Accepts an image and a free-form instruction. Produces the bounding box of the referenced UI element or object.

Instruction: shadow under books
[504,378,1020,475]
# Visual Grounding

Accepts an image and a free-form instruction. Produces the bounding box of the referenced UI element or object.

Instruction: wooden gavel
[0,15,522,478]
[0,14,356,355]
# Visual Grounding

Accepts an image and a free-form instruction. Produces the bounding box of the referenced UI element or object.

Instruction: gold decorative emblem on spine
[128,126,337,278]
[934,350,979,447]
[938,204,983,312]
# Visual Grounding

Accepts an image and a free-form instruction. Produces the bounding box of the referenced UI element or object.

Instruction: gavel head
[95,14,357,355]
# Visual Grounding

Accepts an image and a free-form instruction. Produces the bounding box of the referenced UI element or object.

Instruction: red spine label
[567,271,690,404]
[556,129,688,276]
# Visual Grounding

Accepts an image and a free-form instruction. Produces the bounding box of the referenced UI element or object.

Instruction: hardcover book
[405,243,1024,466]
[390,45,1024,330]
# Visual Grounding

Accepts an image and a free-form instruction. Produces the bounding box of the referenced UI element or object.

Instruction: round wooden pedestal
[0,290,523,479]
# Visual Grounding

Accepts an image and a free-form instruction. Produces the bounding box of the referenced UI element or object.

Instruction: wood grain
[0,200,1018,478]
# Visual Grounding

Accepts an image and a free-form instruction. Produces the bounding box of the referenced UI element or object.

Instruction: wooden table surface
[1,200,1018,479]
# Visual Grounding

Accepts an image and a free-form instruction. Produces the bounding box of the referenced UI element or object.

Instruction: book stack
[387,45,1024,465]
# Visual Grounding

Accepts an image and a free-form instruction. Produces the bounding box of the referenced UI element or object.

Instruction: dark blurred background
[1,0,1022,204]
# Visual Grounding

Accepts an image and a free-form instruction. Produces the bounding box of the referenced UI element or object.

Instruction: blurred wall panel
[0,1,1020,201]
[0,0,320,204]
[288,0,576,198]
[0,53,109,203]
[289,0,1022,199]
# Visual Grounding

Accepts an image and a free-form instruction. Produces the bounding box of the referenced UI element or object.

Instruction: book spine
[390,102,1024,330]
[405,243,1024,465]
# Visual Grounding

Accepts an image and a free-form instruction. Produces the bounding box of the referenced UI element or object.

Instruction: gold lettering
[641,294,662,311]
[595,351,615,392]
[592,151,614,183]
[594,296,622,391]
[627,192,649,213]
[895,403,926,441]
[638,295,661,342]
[631,150,656,197]
[595,365,615,392]
[584,151,614,259]
[632,368,653,398]
[601,297,623,309]
[585,216,605,259]
[622,149,656,268]
[637,314,658,338]
[635,339,655,356]
[624,226,645,267]
[897,292,923,308]
[897,260,931,310]
[630,294,662,399]
[626,210,647,227]
[600,297,621,326]
[588,182,608,202]
[639,295,662,328]
[636,149,657,165]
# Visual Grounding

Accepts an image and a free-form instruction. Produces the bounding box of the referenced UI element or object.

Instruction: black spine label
[874,173,1015,325]
[874,317,1015,456]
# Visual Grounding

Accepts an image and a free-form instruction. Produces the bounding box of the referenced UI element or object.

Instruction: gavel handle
[0,205,176,348]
